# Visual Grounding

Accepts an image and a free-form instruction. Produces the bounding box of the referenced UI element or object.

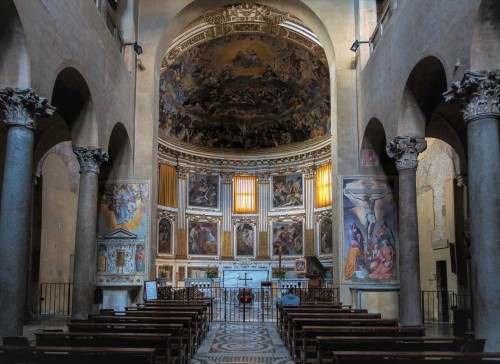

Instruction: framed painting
[270,219,304,257]
[361,149,379,166]
[271,173,303,208]
[294,258,307,274]
[157,217,173,256]
[317,214,333,256]
[234,221,256,257]
[188,173,219,209]
[342,177,398,285]
[157,264,173,281]
[187,218,219,257]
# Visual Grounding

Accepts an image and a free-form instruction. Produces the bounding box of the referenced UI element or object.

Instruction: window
[316,163,332,207]
[233,175,257,213]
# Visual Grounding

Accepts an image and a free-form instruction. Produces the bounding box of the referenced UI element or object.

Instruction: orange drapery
[316,163,332,208]
[158,163,178,207]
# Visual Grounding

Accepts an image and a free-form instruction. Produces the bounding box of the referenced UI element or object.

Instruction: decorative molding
[162,3,325,69]
[0,87,55,130]
[157,209,177,222]
[73,147,109,174]
[233,217,258,226]
[315,210,332,223]
[187,214,221,223]
[257,172,270,184]
[269,214,304,223]
[386,136,427,171]
[103,228,138,240]
[443,70,500,122]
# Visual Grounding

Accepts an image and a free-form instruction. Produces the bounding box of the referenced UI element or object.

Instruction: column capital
[220,172,234,184]
[386,136,427,171]
[73,147,109,174]
[443,70,500,122]
[0,88,55,130]
[176,166,188,179]
[257,172,270,184]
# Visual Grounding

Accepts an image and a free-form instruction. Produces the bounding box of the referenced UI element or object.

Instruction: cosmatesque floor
[190,323,295,364]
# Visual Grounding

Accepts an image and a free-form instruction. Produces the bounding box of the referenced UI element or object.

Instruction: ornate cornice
[157,209,177,222]
[233,217,258,226]
[0,88,55,130]
[162,3,325,69]
[257,172,270,184]
[187,214,221,223]
[443,70,500,122]
[386,136,427,171]
[73,147,109,174]
[220,172,234,184]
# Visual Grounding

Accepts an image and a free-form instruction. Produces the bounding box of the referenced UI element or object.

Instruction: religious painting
[159,30,331,149]
[362,149,379,166]
[270,219,304,257]
[178,266,186,281]
[234,221,256,257]
[318,215,333,256]
[271,173,303,208]
[188,173,219,209]
[294,258,307,274]
[342,177,398,285]
[98,182,149,236]
[157,217,173,256]
[187,218,219,257]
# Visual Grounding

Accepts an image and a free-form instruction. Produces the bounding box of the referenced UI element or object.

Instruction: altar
[222,269,269,288]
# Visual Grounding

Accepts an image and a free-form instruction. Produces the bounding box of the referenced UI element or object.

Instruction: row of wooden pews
[0,298,212,364]
[276,303,500,364]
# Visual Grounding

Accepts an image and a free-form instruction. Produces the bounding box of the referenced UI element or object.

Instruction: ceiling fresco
[159,9,330,149]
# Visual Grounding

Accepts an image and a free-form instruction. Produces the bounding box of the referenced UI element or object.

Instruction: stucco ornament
[73,147,109,174]
[0,87,55,130]
[443,70,500,121]
[386,136,427,171]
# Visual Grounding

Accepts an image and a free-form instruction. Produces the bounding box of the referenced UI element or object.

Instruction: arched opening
[29,67,97,316]
[360,118,396,176]
[100,122,133,181]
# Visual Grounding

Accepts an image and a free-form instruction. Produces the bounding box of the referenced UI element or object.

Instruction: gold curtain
[158,163,178,207]
[233,175,257,213]
[316,163,332,208]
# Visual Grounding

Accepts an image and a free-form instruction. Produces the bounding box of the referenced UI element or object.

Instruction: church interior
[1,0,500,360]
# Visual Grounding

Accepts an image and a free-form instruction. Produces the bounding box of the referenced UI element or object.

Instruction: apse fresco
[159,33,330,149]
[342,177,398,285]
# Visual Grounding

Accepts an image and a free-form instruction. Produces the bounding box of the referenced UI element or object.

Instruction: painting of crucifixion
[342,177,398,284]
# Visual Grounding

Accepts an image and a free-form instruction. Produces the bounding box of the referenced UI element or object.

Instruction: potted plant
[273,268,287,279]
[206,265,218,279]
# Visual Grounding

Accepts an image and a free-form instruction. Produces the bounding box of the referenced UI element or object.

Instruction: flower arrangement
[273,268,287,279]
[206,265,218,279]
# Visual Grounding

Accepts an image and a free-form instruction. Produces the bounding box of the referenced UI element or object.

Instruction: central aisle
[191,322,295,364]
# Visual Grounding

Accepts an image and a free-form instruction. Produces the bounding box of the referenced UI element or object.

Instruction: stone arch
[0,0,30,89]
[470,0,500,70]
[100,122,133,181]
[398,56,448,137]
[50,67,99,148]
[360,118,396,176]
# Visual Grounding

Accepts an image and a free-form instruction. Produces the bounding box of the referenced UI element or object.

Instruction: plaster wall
[359,0,480,139]
[13,0,136,152]
[39,153,78,284]
[416,139,460,294]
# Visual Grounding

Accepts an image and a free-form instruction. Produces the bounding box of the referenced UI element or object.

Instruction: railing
[421,290,471,324]
[39,283,73,316]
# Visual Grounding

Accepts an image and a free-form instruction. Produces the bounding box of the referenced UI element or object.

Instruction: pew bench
[0,345,156,364]
[35,332,174,364]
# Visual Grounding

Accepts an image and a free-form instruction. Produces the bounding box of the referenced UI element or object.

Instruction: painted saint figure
[97,244,107,273]
[369,239,396,279]
[135,244,145,273]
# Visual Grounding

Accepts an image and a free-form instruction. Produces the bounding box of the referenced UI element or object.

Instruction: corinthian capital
[443,70,500,122]
[73,147,109,174]
[0,88,55,130]
[386,136,427,171]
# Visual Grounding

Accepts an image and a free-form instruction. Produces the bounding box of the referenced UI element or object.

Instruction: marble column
[0,88,55,337]
[386,136,427,326]
[304,166,316,256]
[257,173,270,259]
[71,147,108,320]
[176,167,187,259]
[221,172,233,259]
[444,70,500,351]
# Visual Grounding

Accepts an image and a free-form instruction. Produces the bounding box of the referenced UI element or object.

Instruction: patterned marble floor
[190,323,295,364]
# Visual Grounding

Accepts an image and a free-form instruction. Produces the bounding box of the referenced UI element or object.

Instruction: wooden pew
[289,318,399,358]
[312,336,464,364]
[296,325,426,363]
[143,299,214,321]
[0,345,156,364]
[88,315,195,357]
[330,350,500,364]
[67,322,187,364]
[35,332,174,364]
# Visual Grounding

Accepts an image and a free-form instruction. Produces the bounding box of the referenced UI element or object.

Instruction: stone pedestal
[71,147,108,320]
[444,70,500,351]
[102,287,137,312]
[0,88,54,337]
[387,136,426,326]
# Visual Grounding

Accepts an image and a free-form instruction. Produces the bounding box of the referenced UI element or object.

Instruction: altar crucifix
[238,272,253,304]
